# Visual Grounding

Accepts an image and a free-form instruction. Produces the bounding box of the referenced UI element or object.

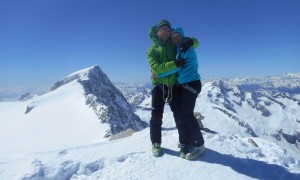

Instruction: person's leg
[181,80,204,147]
[180,80,205,160]
[169,85,189,145]
[150,85,165,145]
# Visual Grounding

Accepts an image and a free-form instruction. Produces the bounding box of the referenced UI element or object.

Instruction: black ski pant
[150,84,188,145]
[179,80,204,147]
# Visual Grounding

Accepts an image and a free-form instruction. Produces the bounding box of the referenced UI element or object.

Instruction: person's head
[156,20,171,42]
[171,27,185,46]
[171,27,185,45]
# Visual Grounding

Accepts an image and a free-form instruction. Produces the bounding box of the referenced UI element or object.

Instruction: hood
[171,27,199,49]
[149,25,160,44]
[171,26,185,39]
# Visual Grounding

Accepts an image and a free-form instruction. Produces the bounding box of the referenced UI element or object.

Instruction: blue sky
[0,0,299,93]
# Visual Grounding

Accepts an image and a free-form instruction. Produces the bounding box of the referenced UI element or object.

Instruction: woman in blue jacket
[155,27,205,160]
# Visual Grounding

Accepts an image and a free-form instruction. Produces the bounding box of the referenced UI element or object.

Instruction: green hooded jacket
[147,25,177,86]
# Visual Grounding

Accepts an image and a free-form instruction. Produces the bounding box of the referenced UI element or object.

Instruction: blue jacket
[157,27,201,84]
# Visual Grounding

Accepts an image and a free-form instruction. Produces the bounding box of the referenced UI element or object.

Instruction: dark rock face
[276,130,300,144]
[19,93,36,101]
[25,105,34,114]
[50,66,148,137]
[78,66,148,136]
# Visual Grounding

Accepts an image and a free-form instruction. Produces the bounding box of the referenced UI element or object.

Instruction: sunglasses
[158,27,170,32]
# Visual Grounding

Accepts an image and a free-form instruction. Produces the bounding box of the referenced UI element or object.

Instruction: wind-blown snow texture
[0,67,299,179]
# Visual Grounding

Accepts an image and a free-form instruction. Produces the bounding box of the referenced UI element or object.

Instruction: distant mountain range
[0,91,20,101]
[115,73,300,159]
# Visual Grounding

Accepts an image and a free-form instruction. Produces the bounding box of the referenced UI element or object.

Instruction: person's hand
[151,73,157,79]
[179,37,194,53]
[175,57,185,67]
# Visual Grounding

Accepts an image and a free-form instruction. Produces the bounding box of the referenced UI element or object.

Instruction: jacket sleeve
[147,48,177,74]
[190,37,199,49]
[157,67,180,78]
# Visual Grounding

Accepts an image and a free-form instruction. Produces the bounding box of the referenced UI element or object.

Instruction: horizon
[1,65,299,98]
[1,0,300,93]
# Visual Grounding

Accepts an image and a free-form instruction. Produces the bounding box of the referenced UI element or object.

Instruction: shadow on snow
[200,148,300,180]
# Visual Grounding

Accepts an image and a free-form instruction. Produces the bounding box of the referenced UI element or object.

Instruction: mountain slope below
[0,127,299,179]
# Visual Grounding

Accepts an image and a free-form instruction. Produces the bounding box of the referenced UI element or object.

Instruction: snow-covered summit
[50,65,98,91]
[49,65,148,136]
[67,66,97,78]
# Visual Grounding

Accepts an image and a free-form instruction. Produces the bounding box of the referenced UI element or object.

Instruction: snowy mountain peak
[75,65,148,136]
[50,65,148,136]
[67,65,98,79]
[0,65,147,153]
[50,65,99,91]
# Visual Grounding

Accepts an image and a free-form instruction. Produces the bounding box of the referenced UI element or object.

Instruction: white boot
[186,145,205,160]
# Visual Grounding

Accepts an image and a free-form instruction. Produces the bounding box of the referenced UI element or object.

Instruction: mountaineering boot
[186,145,205,160]
[179,144,189,159]
[152,143,162,157]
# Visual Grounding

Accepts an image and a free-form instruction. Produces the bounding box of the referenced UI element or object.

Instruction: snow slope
[0,80,109,153]
[0,118,299,179]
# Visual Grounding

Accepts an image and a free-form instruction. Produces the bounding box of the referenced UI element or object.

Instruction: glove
[175,57,185,67]
[179,37,194,53]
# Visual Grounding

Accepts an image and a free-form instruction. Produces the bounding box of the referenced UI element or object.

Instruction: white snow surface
[66,66,97,81]
[1,102,300,179]
[0,117,299,179]
[0,80,109,153]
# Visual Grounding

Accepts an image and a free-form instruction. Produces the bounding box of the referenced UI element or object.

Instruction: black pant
[150,84,188,144]
[179,80,204,146]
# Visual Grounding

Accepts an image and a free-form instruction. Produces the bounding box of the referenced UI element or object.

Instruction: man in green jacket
[147,20,186,157]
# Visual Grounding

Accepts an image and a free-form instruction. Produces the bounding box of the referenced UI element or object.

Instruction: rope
[162,84,173,104]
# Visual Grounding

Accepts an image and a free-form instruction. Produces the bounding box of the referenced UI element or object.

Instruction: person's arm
[147,48,177,74]
[154,56,185,78]
[179,37,199,53]
[191,37,199,49]
[156,67,180,78]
